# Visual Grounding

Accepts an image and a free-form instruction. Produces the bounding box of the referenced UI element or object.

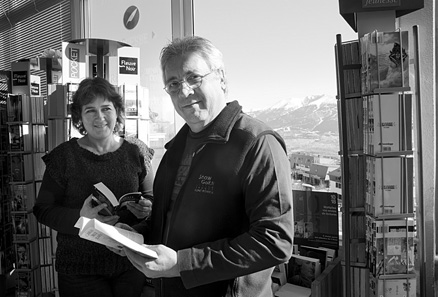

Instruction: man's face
[164,52,227,133]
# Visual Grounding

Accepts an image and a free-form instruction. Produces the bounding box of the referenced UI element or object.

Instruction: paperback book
[369,276,416,297]
[293,190,339,250]
[92,182,143,216]
[287,254,321,288]
[75,217,157,259]
[367,217,416,276]
[361,30,409,93]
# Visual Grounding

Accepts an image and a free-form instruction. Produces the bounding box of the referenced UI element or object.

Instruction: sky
[194,1,358,111]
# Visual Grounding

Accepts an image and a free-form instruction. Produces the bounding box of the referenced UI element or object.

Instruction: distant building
[328,167,342,195]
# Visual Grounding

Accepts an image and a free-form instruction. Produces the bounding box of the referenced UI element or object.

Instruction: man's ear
[218,69,226,89]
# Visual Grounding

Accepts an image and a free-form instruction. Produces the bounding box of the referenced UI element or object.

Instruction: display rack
[0,79,15,294]
[335,27,421,297]
[7,93,45,297]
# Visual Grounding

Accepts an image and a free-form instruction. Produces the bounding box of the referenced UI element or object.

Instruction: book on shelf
[365,156,413,216]
[344,97,364,152]
[11,183,35,212]
[9,124,32,151]
[348,155,365,209]
[286,254,321,289]
[369,276,416,297]
[272,262,287,287]
[7,94,30,122]
[10,153,33,182]
[120,84,138,117]
[367,216,416,276]
[122,118,138,138]
[15,268,42,296]
[364,93,412,154]
[298,245,336,271]
[47,118,71,151]
[274,283,311,297]
[293,190,339,250]
[74,217,158,259]
[30,96,44,124]
[15,240,39,270]
[33,152,45,181]
[361,30,410,93]
[12,212,37,241]
[92,182,143,216]
[47,84,72,118]
[32,124,46,153]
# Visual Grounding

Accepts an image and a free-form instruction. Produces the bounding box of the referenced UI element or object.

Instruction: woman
[33,77,154,297]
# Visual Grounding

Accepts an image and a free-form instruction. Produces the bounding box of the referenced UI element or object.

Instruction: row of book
[363,93,412,155]
[272,244,338,296]
[7,95,45,124]
[360,30,410,94]
[10,153,45,182]
[366,216,416,277]
[366,216,416,297]
[337,40,361,96]
[9,124,46,153]
[365,156,413,217]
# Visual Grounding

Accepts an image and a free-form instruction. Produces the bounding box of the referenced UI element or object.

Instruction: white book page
[75,217,157,259]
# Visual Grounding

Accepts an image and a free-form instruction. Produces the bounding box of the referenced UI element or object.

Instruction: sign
[62,42,87,84]
[119,57,138,75]
[12,71,28,86]
[123,6,140,30]
[362,0,400,8]
[30,75,41,96]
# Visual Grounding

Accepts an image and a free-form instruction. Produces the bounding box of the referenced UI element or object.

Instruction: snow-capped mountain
[250,94,339,135]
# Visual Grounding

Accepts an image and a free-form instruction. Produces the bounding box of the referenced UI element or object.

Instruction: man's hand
[125,197,152,219]
[80,195,119,225]
[106,222,136,256]
[124,244,180,278]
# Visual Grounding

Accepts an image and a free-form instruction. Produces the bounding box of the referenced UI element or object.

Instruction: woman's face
[81,96,117,141]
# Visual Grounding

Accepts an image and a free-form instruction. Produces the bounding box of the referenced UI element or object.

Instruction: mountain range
[249,94,340,158]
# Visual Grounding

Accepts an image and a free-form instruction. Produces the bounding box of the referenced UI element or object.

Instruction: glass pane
[140,1,173,173]
[194,1,357,112]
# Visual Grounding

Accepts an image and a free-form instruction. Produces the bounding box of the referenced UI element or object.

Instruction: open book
[92,182,143,216]
[74,217,157,259]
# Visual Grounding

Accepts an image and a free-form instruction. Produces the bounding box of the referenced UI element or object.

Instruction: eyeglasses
[163,70,216,95]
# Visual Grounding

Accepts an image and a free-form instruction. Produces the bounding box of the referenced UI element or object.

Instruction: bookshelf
[336,28,420,297]
[0,79,15,295]
[6,93,46,297]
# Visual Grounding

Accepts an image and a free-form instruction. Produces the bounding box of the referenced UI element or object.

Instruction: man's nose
[179,82,194,97]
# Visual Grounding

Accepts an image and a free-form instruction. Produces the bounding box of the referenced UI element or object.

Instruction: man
[125,36,294,297]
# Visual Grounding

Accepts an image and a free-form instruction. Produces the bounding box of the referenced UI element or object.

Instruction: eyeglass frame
[163,70,217,95]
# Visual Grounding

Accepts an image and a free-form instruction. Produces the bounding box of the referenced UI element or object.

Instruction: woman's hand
[126,197,152,219]
[80,195,119,225]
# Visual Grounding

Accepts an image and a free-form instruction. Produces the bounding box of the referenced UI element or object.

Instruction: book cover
[11,183,35,212]
[299,245,336,271]
[15,240,39,270]
[369,276,416,297]
[12,213,37,241]
[287,254,321,288]
[293,190,339,250]
[9,124,31,152]
[366,93,412,154]
[274,283,311,297]
[74,217,157,259]
[362,31,410,92]
[367,217,416,276]
[92,182,143,216]
[10,153,34,182]
[366,156,413,216]
[122,84,138,117]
